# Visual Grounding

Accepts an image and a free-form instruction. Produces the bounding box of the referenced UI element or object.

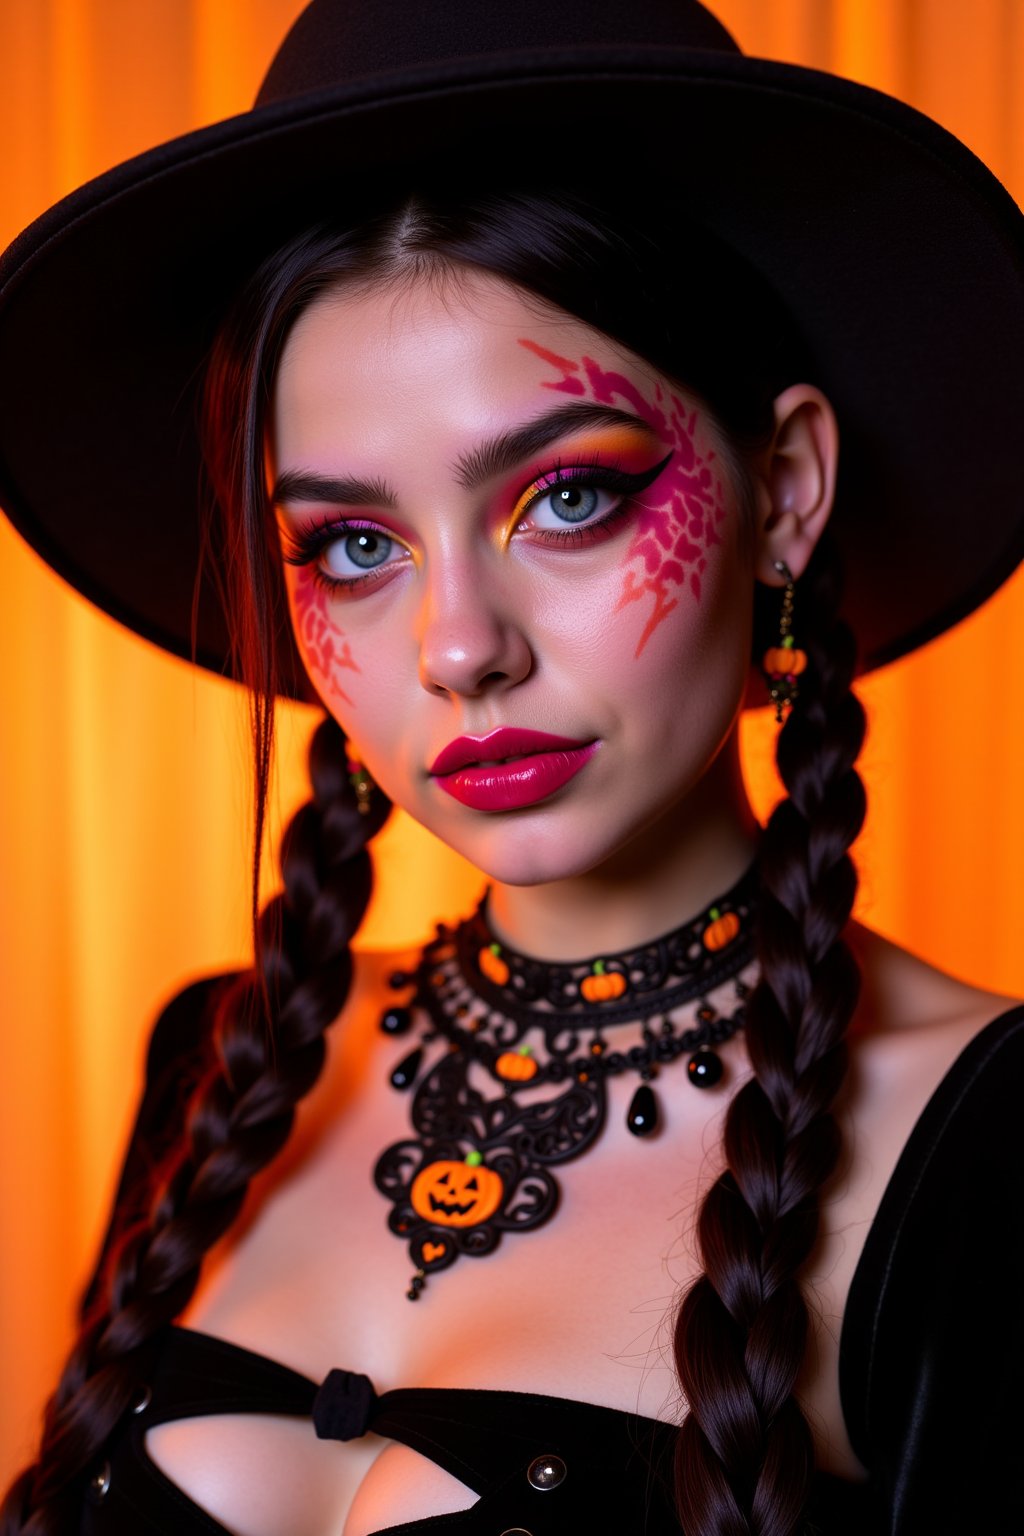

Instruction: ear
[751,384,839,585]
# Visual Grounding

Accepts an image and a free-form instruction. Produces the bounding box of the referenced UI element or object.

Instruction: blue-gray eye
[344,530,392,569]
[548,485,599,523]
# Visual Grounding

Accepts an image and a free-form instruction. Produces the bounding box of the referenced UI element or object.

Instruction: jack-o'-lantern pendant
[410,1152,504,1229]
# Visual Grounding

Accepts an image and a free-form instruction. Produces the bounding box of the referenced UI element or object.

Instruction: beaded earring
[346,754,375,815]
[761,559,808,722]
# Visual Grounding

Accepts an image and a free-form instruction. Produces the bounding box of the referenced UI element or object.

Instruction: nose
[417,563,533,698]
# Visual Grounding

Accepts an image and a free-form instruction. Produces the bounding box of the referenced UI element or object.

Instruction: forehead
[270,269,664,462]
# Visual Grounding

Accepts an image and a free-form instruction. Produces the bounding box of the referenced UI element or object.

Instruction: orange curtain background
[2,0,1023,1482]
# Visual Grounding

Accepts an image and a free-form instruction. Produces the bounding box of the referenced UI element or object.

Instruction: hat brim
[1,47,1023,696]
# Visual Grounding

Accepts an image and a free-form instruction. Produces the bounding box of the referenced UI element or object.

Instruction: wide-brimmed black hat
[1,0,1023,697]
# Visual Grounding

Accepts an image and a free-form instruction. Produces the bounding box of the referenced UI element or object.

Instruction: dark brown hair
[2,186,866,1536]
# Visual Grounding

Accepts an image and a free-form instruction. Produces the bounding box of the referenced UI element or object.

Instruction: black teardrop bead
[626,1082,658,1137]
[380,1006,413,1036]
[390,1046,423,1090]
[687,1047,723,1088]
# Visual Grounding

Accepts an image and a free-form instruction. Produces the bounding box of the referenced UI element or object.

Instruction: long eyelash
[279,512,388,570]
[279,515,404,597]
[518,451,673,542]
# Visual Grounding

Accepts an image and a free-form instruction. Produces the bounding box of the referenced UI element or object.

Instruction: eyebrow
[452,401,656,490]
[270,402,657,509]
[271,469,398,510]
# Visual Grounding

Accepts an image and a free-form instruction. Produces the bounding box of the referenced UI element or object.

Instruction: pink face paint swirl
[292,568,361,704]
[519,338,727,656]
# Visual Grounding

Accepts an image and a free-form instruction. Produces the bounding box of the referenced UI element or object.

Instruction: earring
[346,753,375,816]
[761,560,808,723]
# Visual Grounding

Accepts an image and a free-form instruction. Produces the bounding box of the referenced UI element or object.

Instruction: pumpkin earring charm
[346,753,374,815]
[761,559,808,722]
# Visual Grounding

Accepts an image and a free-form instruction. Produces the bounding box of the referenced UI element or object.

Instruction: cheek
[287,568,362,707]
[543,512,746,727]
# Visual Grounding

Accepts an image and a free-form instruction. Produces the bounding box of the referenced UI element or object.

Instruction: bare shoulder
[350,939,422,997]
[845,917,1020,1036]
[342,940,423,1042]
[813,918,1019,1266]
[227,942,421,1192]
[837,918,1022,1154]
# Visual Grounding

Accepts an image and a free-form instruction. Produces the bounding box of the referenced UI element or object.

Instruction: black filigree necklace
[373,861,758,1298]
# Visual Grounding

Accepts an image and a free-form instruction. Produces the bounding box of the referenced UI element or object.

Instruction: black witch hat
[0,0,1022,693]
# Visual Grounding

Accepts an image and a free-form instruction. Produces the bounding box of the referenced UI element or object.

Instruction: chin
[434,811,639,889]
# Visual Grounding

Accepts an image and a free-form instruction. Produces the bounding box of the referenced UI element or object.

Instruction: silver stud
[132,1387,151,1414]
[87,1460,111,1502]
[526,1453,567,1490]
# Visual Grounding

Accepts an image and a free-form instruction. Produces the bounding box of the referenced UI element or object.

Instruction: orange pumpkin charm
[762,642,808,678]
[410,1152,504,1228]
[703,907,740,951]
[495,1045,538,1082]
[478,942,510,986]
[580,961,628,1003]
[761,635,808,721]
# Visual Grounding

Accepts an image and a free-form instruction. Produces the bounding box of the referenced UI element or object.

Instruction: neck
[485,728,761,961]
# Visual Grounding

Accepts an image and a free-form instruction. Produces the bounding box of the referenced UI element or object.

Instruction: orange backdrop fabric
[2,0,1023,1482]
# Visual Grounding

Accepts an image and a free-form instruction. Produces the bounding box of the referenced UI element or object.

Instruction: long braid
[673,530,867,1535]
[1,716,389,1536]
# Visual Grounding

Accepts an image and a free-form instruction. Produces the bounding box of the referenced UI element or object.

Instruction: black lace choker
[373,860,758,1298]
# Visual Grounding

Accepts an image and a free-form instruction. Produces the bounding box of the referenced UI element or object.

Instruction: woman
[1,2,1023,1533]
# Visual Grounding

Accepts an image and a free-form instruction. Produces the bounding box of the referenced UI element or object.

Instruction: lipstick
[429,728,599,812]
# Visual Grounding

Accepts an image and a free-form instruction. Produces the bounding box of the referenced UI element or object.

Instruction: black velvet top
[78,981,1024,1535]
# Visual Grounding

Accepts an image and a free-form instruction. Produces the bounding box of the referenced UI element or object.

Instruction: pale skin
[148,271,1021,1536]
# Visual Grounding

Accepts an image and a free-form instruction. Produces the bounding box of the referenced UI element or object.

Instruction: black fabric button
[313,1369,377,1441]
[526,1453,567,1490]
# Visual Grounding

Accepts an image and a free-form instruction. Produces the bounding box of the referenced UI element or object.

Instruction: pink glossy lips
[429,728,599,812]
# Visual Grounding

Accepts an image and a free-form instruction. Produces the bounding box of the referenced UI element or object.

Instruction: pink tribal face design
[290,566,361,704]
[518,339,727,656]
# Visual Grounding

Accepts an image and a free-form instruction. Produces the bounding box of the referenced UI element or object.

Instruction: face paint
[271,273,755,893]
[519,338,727,656]
[515,338,586,394]
[291,565,361,704]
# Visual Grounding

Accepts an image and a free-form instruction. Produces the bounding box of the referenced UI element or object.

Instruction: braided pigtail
[1,716,390,1536]
[673,529,867,1536]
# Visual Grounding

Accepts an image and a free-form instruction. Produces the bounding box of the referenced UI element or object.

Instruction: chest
[148,999,980,1535]
[193,1020,741,1364]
